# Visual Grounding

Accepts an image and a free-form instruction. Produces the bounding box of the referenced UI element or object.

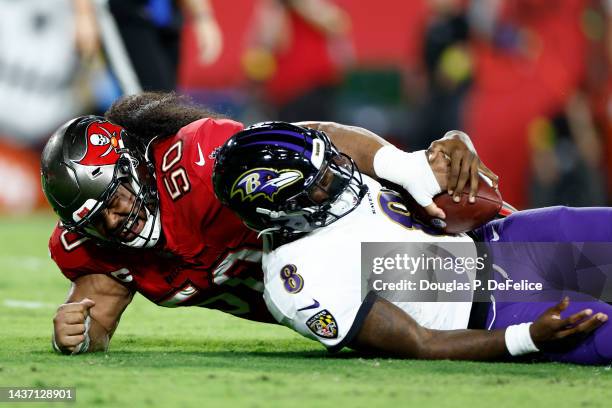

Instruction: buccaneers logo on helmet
[77,121,125,166]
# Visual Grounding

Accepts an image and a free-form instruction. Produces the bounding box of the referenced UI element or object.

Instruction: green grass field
[1,214,611,408]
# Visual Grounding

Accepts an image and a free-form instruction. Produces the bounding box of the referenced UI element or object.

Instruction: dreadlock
[105,92,225,144]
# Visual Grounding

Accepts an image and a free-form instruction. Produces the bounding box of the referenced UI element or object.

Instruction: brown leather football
[405,175,503,234]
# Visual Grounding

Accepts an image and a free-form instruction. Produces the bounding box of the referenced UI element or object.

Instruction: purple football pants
[477,206,612,365]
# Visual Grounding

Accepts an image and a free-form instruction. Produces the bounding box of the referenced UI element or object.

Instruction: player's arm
[71,0,100,60]
[295,122,497,218]
[285,0,351,37]
[295,121,388,176]
[53,273,134,354]
[349,296,606,360]
[179,0,222,65]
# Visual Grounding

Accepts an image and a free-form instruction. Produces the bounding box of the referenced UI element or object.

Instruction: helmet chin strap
[119,149,162,249]
[323,177,368,222]
[328,185,360,216]
[124,206,162,248]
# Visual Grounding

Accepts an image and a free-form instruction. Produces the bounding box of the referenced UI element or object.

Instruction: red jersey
[49,118,275,323]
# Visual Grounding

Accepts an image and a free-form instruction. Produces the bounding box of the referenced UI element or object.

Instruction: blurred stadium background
[1,0,611,214]
[1,1,612,406]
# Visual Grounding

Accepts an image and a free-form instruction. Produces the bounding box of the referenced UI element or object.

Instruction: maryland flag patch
[306,309,338,339]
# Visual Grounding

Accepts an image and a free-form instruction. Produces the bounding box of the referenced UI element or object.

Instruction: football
[405,175,503,234]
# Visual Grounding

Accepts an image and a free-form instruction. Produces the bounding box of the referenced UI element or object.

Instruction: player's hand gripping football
[428,131,499,206]
[53,298,95,353]
[530,297,608,349]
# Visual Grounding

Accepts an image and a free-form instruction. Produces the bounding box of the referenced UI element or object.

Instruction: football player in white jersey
[213,122,612,364]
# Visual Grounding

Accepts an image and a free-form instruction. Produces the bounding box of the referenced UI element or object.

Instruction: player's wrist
[504,322,539,356]
[373,145,441,206]
[441,130,476,153]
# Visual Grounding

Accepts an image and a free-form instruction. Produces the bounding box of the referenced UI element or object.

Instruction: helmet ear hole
[116,161,132,181]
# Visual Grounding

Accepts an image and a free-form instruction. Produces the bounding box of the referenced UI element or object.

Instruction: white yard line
[3,299,55,309]
[0,255,51,270]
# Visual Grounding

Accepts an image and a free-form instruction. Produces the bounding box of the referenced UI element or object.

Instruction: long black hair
[105,92,225,144]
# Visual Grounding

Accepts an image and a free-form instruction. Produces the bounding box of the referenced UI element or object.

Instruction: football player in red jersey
[42,92,492,354]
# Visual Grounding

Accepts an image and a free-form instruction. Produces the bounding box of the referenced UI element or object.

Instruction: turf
[1,214,611,408]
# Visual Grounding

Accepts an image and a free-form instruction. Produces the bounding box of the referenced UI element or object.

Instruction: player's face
[91,184,147,242]
[305,155,353,204]
[307,166,335,204]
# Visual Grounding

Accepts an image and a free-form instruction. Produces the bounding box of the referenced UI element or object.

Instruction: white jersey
[263,175,477,349]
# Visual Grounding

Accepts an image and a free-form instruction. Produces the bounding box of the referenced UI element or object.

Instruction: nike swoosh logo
[195,143,206,167]
[297,299,320,312]
[491,226,500,242]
